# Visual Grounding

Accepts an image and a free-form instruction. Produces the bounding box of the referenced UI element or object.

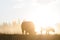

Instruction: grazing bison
[21,21,36,35]
[46,27,55,34]
[40,27,55,35]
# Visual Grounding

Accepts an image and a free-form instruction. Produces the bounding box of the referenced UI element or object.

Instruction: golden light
[42,31,46,35]
[25,18,57,35]
[25,5,59,34]
[49,32,55,35]
[35,27,40,34]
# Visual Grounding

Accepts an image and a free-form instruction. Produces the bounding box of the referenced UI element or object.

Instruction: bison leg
[22,30,24,35]
[25,31,28,35]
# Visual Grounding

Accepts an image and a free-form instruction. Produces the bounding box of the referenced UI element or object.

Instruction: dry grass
[0,34,60,40]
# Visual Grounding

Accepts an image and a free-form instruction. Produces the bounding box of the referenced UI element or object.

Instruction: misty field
[0,34,60,40]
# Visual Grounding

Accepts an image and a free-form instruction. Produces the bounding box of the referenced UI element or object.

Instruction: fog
[0,0,60,34]
[0,20,22,34]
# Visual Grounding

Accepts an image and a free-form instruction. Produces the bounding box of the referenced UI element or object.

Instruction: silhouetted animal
[40,27,55,35]
[21,21,35,35]
[46,27,55,34]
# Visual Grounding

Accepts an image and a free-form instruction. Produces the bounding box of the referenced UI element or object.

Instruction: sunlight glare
[49,32,55,35]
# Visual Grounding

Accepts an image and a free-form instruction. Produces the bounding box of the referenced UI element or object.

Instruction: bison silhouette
[21,21,36,35]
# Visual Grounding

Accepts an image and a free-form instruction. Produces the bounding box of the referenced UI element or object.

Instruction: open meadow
[0,34,60,40]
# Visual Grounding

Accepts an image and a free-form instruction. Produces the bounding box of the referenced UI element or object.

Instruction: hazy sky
[0,0,60,26]
[0,0,60,34]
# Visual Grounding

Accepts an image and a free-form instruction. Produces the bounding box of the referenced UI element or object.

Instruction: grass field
[0,34,60,40]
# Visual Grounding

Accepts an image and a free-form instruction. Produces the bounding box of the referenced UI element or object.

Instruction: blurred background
[0,0,60,35]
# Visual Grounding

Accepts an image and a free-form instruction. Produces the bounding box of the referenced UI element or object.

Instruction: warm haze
[0,0,60,34]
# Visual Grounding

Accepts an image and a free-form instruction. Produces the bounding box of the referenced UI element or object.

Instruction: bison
[46,27,55,35]
[21,21,36,35]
